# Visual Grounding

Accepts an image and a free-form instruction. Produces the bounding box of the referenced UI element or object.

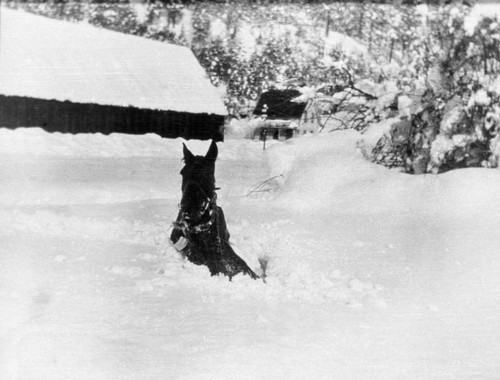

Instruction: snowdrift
[2,128,500,379]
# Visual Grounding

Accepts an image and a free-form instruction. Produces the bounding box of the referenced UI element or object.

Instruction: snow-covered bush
[425,12,500,173]
[471,89,500,168]
[368,84,499,174]
[359,117,404,168]
[364,8,500,175]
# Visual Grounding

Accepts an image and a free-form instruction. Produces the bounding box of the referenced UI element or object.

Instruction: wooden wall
[0,95,225,141]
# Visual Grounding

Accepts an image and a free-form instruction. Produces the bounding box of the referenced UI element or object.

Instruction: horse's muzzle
[180,198,211,223]
[181,208,204,223]
[180,182,212,223]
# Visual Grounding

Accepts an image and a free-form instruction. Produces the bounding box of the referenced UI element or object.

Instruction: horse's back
[216,206,230,241]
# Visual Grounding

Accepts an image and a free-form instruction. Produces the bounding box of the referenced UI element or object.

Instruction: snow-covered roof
[0,7,227,116]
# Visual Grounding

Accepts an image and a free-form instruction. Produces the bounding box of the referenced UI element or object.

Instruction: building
[252,89,308,140]
[0,7,227,141]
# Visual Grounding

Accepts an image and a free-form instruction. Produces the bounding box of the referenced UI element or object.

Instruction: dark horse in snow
[170,141,258,280]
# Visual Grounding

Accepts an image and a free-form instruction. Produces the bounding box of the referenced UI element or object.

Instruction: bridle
[175,184,219,235]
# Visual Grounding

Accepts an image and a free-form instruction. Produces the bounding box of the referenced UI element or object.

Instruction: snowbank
[3,127,500,379]
[266,130,500,218]
[0,127,171,157]
[0,127,264,160]
[0,128,265,205]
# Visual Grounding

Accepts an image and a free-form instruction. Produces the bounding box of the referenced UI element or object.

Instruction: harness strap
[178,192,217,234]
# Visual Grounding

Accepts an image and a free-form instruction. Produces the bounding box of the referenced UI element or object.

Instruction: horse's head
[179,141,218,224]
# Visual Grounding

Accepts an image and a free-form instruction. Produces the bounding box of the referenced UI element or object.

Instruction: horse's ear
[205,140,218,161]
[183,143,194,162]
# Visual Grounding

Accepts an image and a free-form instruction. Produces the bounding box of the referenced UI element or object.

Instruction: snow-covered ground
[2,128,500,379]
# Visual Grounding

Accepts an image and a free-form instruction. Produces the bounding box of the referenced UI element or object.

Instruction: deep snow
[2,128,500,379]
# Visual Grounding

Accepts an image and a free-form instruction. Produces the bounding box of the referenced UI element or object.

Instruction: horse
[170,141,259,280]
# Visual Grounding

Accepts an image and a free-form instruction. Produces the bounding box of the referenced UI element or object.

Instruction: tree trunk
[483,39,488,75]
[358,2,365,39]
[389,39,395,62]
[325,11,331,37]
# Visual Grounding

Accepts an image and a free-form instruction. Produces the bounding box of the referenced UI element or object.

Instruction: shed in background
[252,89,308,140]
[0,8,226,141]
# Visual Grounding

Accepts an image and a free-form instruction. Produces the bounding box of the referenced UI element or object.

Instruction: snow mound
[0,127,265,160]
[266,131,383,212]
[266,130,500,218]
[0,127,171,157]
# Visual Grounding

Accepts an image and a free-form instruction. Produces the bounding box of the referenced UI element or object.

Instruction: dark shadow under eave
[0,94,225,141]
